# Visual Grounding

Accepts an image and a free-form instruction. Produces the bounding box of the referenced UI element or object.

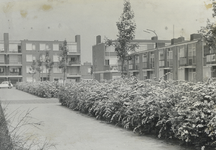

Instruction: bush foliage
[16,78,216,149]
[16,81,59,98]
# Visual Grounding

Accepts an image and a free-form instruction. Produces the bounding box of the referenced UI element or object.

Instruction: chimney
[4,33,9,52]
[190,34,202,41]
[96,35,101,45]
[171,37,185,45]
[151,36,158,41]
[171,38,178,45]
[178,37,185,42]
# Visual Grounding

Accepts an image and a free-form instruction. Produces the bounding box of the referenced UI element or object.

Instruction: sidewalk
[1,88,193,150]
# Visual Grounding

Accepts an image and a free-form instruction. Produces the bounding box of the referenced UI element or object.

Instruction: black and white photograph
[0,0,215,149]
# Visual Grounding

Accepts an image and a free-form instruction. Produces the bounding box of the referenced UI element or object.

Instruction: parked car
[0,81,13,89]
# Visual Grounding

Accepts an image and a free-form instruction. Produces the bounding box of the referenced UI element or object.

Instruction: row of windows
[0,68,21,73]
[26,55,80,63]
[26,66,63,74]
[0,44,20,52]
[26,43,77,52]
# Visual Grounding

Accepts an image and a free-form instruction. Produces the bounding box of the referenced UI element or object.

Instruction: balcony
[67,61,81,66]
[105,52,117,56]
[67,73,81,78]
[8,50,22,54]
[0,72,6,76]
[8,72,22,77]
[206,54,216,65]
[8,61,22,66]
[0,63,6,66]
[104,65,119,71]
[67,52,80,55]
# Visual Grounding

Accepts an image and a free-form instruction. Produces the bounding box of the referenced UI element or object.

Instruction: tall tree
[36,54,44,81]
[44,50,54,81]
[28,60,37,82]
[199,2,216,50]
[105,0,138,76]
[58,40,68,84]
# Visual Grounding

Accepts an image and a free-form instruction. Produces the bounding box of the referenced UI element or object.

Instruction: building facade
[127,34,202,82]
[92,35,171,82]
[92,33,216,82]
[0,33,81,84]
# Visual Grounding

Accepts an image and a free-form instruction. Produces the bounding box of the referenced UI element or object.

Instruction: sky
[0,0,214,64]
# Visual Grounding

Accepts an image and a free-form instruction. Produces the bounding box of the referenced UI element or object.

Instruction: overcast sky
[0,0,214,63]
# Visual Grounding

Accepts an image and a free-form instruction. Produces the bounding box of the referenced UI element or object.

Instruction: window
[188,43,196,57]
[167,49,173,59]
[179,46,185,57]
[159,61,165,67]
[143,71,147,77]
[0,68,4,73]
[10,68,19,73]
[70,57,76,62]
[150,53,154,68]
[109,58,117,65]
[42,66,46,73]
[9,44,18,52]
[159,50,164,60]
[129,64,133,69]
[40,54,45,62]
[105,59,109,65]
[135,55,139,63]
[10,55,20,64]
[53,44,59,51]
[137,44,147,52]
[0,44,4,51]
[0,55,4,63]
[53,55,59,62]
[142,53,147,62]
[26,66,31,73]
[106,46,115,52]
[53,67,62,73]
[26,55,35,62]
[207,54,216,62]
[68,44,77,52]
[26,43,33,50]
[46,44,50,50]
[88,68,91,73]
[40,44,46,50]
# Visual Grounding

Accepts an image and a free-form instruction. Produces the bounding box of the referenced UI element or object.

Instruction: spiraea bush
[16,81,59,98]
[15,78,216,149]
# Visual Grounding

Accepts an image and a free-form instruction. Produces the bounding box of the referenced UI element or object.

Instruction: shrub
[16,81,60,98]
[16,78,216,149]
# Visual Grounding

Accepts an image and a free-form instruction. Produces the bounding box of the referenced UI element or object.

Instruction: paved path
[0,88,193,150]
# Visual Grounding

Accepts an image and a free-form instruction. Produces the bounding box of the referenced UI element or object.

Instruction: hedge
[16,78,216,149]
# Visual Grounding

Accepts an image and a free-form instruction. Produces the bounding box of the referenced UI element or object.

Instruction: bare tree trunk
[121,58,125,78]
[39,72,41,81]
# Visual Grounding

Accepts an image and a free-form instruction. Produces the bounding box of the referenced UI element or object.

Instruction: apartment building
[127,34,209,82]
[92,35,171,82]
[0,33,22,84]
[0,33,81,84]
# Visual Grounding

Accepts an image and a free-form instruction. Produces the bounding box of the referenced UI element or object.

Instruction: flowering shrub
[16,81,60,98]
[58,78,216,149]
[16,78,216,149]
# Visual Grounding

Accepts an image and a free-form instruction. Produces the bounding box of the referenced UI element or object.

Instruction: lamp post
[143,29,158,48]
[143,29,159,80]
